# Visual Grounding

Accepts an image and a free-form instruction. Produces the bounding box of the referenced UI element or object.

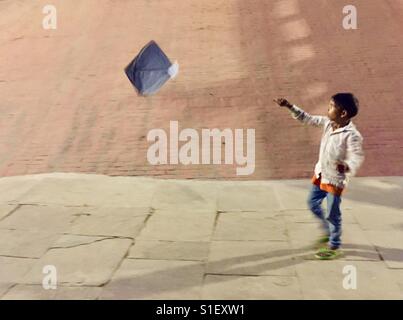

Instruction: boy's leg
[325,193,342,249]
[307,184,329,235]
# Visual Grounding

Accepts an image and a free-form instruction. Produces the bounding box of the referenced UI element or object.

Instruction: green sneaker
[317,236,329,244]
[315,247,343,260]
[314,236,329,248]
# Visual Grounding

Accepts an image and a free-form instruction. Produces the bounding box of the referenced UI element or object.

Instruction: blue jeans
[307,184,342,249]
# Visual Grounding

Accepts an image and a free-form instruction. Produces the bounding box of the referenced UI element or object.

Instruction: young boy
[274,94,364,260]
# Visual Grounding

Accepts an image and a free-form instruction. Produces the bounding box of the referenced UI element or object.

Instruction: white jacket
[289,105,364,188]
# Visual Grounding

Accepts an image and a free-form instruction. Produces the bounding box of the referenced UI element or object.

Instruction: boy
[274,93,364,260]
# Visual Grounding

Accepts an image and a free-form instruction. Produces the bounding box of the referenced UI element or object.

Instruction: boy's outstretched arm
[273,98,328,127]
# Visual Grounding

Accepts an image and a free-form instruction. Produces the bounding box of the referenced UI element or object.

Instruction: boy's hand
[336,161,350,174]
[273,98,292,108]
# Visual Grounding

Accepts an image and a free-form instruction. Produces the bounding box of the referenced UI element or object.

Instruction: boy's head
[328,93,359,122]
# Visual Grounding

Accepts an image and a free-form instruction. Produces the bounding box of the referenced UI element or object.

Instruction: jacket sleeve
[288,105,328,127]
[345,132,365,176]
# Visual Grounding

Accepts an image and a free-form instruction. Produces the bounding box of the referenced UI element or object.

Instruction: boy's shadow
[100,242,403,299]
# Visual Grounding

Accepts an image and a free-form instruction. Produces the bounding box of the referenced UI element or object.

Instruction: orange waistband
[311,174,344,196]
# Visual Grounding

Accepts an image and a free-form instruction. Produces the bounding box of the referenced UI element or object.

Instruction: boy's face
[328,99,348,122]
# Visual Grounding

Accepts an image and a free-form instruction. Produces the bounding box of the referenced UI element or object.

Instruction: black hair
[331,93,359,118]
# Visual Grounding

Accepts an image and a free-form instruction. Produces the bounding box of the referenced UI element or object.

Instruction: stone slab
[0,229,60,258]
[21,236,132,286]
[17,177,157,207]
[212,212,287,241]
[296,260,403,299]
[202,275,302,299]
[217,185,281,212]
[129,240,209,261]
[0,204,18,220]
[151,180,218,210]
[1,285,102,300]
[0,257,37,298]
[350,205,403,231]
[364,230,403,269]
[207,241,296,276]
[138,214,215,241]
[69,212,148,238]
[100,259,204,299]
[0,205,77,234]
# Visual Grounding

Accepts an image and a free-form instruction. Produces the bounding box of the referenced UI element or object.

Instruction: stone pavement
[1,173,403,299]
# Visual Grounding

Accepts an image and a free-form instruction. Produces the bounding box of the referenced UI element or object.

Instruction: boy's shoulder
[347,121,363,141]
[350,121,362,135]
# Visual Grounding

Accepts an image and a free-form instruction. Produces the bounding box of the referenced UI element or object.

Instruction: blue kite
[125,40,178,96]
